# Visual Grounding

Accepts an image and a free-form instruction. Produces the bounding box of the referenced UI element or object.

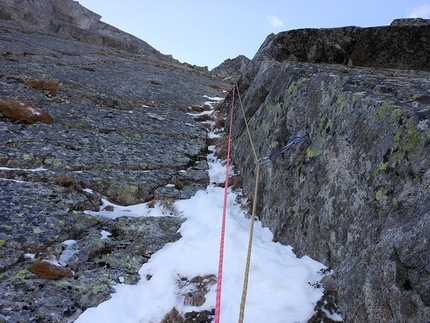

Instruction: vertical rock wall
[227,23,430,322]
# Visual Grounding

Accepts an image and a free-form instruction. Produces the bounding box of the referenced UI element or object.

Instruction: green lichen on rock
[389,108,402,122]
[22,153,33,161]
[55,279,72,288]
[325,119,334,133]
[228,46,430,323]
[11,269,29,282]
[33,227,43,234]
[372,99,427,174]
[306,118,333,158]
[379,161,388,171]
[375,188,384,201]
[91,278,111,295]
[266,101,283,112]
[389,116,424,166]
[352,92,365,105]
[43,158,63,168]
[118,185,138,195]
[263,101,283,134]
[287,82,299,96]
[404,117,422,150]
[306,146,322,158]
[336,92,348,114]
[376,102,391,118]
[96,253,143,272]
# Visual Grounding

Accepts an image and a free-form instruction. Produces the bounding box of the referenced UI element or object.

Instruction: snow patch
[76,149,326,323]
[75,93,327,323]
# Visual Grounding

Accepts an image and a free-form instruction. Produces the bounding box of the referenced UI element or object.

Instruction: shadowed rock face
[0,1,232,322]
[252,18,430,71]
[226,20,430,323]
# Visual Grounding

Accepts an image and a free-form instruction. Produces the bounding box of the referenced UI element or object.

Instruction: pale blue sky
[77,0,430,69]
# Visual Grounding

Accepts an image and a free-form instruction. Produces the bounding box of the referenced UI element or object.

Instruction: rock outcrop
[226,20,430,322]
[0,0,163,57]
[0,1,231,322]
[211,55,250,81]
[254,18,430,71]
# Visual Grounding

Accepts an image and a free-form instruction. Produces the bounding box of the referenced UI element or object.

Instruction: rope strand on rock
[238,162,260,323]
[215,87,235,323]
[235,83,259,163]
[235,83,260,323]
[235,83,307,322]
[217,83,307,323]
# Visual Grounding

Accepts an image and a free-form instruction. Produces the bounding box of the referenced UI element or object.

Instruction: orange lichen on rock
[25,79,58,95]
[0,100,54,124]
[30,261,74,279]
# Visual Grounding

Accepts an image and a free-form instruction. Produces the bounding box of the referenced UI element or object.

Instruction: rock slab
[0,1,231,322]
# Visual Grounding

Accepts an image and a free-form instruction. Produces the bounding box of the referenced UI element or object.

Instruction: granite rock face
[0,2,231,322]
[211,55,250,81]
[0,19,228,206]
[0,178,185,322]
[226,21,430,323]
[0,0,160,57]
[254,18,430,71]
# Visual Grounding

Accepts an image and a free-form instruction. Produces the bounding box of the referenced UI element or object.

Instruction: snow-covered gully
[76,96,328,323]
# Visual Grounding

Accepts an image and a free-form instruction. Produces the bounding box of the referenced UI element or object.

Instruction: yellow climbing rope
[233,83,307,322]
[235,83,260,323]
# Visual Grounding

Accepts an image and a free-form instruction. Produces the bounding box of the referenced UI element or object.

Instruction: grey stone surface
[0,0,159,56]
[0,2,231,322]
[211,55,250,81]
[4,0,429,322]
[225,24,430,322]
[0,16,230,206]
[252,19,430,71]
[0,178,186,322]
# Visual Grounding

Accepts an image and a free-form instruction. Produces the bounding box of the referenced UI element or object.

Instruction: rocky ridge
[225,19,430,322]
[0,0,161,58]
[0,1,233,322]
[256,18,430,71]
[210,55,250,82]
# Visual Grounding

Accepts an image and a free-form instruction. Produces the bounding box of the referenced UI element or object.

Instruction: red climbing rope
[215,88,235,323]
